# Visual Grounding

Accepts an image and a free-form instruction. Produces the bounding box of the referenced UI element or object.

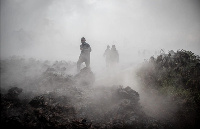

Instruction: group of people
[77,37,119,72]
[103,45,119,68]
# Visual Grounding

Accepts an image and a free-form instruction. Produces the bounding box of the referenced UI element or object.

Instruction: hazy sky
[1,0,200,64]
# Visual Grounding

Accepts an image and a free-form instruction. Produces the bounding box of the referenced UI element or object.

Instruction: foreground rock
[1,86,170,128]
[74,67,95,86]
[1,87,90,128]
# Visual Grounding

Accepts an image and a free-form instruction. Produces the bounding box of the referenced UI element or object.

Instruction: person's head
[81,37,86,43]
[111,45,116,50]
[112,45,116,48]
[107,45,110,49]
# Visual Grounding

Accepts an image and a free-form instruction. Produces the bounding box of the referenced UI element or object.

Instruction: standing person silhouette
[103,45,111,68]
[110,45,119,67]
[77,37,91,72]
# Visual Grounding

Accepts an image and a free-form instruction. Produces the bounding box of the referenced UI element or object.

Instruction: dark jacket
[80,42,91,54]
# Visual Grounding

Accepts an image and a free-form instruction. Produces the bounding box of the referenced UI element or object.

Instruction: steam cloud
[1,0,200,64]
[0,0,200,127]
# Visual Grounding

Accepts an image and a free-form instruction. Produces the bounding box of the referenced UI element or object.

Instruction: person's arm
[85,44,91,52]
[89,46,91,52]
[80,45,83,50]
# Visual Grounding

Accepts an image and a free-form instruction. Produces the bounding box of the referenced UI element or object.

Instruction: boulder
[74,67,95,86]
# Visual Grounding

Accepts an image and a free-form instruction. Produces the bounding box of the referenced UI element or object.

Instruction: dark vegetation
[1,49,200,128]
[1,85,169,128]
[137,49,200,128]
[0,56,167,128]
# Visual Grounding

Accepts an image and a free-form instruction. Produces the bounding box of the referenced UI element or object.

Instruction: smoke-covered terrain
[137,50,200,128]
[1,49,200,128]
[0,56,163,128]
[1,0,200,129]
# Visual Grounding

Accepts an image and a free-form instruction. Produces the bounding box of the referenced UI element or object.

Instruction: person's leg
[77,56,83,72]
[85,56,90,68]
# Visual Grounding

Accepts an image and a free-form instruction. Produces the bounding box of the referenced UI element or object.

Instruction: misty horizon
[1,0,200,128]
[1,0,200,65]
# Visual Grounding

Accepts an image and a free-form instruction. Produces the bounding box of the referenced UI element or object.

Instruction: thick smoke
[1,0,200,61]
[1,0,200,128]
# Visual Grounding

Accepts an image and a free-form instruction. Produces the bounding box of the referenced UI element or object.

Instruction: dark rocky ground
[1,50,200,128]
[1,85,172,128]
